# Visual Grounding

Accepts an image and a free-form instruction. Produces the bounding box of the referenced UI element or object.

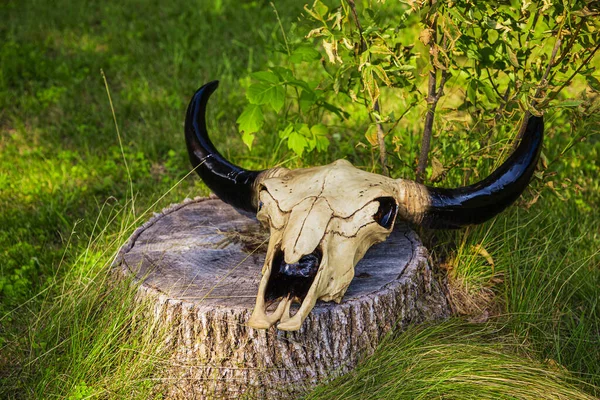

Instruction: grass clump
[0,202,173,399]
[307,321,596,400]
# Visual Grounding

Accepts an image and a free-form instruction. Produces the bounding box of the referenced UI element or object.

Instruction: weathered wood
[115,197,449,399]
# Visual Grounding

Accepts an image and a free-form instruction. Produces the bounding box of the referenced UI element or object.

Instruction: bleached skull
[185,81,544,331]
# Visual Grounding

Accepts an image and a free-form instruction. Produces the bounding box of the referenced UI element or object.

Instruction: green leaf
[251,71,279,84]
[311,124,329,152]
[368,44,392,55]
[480,82,496,101]
[586,75,600,92]
[270,85,285,112]
[236,104,264,136]
[467,48,482,62]
[485,17,501,30]
[290,123,313,151]
[288,79,312,91]
[278,123,294,139]
[304,1,329,23]
[246,82,273,104]
[300,90,317,112]
[272,67,295,82]
[315,135,330,152]
[313,0,328,17]
[288,131,308,156]
[306,136,317,152]
[506,45,519,68]
[467,79,477,104]
[241,131,255,150]
[391,64,416,71]
[295,123,311,138]
[556,100,583,107]
[362,65,380,106]
[310,123,328,137]
[321,101,349,120]
[370,64,392,86]
[290,45,321,63]
[247,82,285,112]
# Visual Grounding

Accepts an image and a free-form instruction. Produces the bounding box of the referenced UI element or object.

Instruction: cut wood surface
[115,197,450,399]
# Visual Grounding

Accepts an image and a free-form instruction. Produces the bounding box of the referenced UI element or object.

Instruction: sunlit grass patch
[429,197,600,388]
[307,320,597,400]
[0,194,180,398]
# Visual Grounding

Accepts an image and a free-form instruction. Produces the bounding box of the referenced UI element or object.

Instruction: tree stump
[115,197,450,399]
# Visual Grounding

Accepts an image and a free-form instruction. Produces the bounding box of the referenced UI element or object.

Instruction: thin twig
[346,0,388,175]
[535,38,562,100]
[416,71,448,183]
[514,35,562,145]
[464,86,511,183]
[271,2,301,123]
[385,100,419,137]
[545,41,600,104]
[271,2,291,57]
[373,101,389,176]
[520,2,541,48]
[346,0,366,52]
[416,1,448,183]
[551,22,583,69]
[485,68,503,99]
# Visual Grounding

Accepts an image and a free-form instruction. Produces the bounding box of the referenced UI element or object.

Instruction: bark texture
[115,197,449,399]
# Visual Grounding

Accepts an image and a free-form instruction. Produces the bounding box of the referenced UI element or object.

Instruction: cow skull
[185,81,544,331]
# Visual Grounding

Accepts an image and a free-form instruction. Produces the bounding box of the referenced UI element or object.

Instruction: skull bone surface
[185,81,544,331]
[249,160,406,330]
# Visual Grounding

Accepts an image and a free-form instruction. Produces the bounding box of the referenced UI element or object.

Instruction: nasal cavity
[278,251,321,279]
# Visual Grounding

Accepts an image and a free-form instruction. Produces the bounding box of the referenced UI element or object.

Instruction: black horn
[185,81,263,212]
[420,115,544,229]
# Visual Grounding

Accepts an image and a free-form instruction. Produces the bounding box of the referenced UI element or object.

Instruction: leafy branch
[416,1,450,183]
[235,0,600,192]
[346,0,389,175]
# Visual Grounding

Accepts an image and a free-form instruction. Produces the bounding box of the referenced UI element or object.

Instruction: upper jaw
[248,247,325,331]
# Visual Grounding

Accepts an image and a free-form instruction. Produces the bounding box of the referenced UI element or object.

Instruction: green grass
[1,0,599,398]
[307,320,597,400]
[1,201,174,398]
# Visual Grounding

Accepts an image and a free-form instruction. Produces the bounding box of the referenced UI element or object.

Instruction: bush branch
[416,4,448,183]
[347,0,388,175]
[514,35,562,145]
[373,101,389,176]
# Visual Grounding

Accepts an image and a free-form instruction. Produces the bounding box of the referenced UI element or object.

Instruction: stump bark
[115,197,449,399]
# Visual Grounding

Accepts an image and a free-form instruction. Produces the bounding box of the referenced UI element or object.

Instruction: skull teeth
[276,310,303,331]
[278,297,293,324]
[248,295,290,329]
[248,244,325,331]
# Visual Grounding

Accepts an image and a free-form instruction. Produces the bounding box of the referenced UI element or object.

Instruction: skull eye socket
[373,197,398,229]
